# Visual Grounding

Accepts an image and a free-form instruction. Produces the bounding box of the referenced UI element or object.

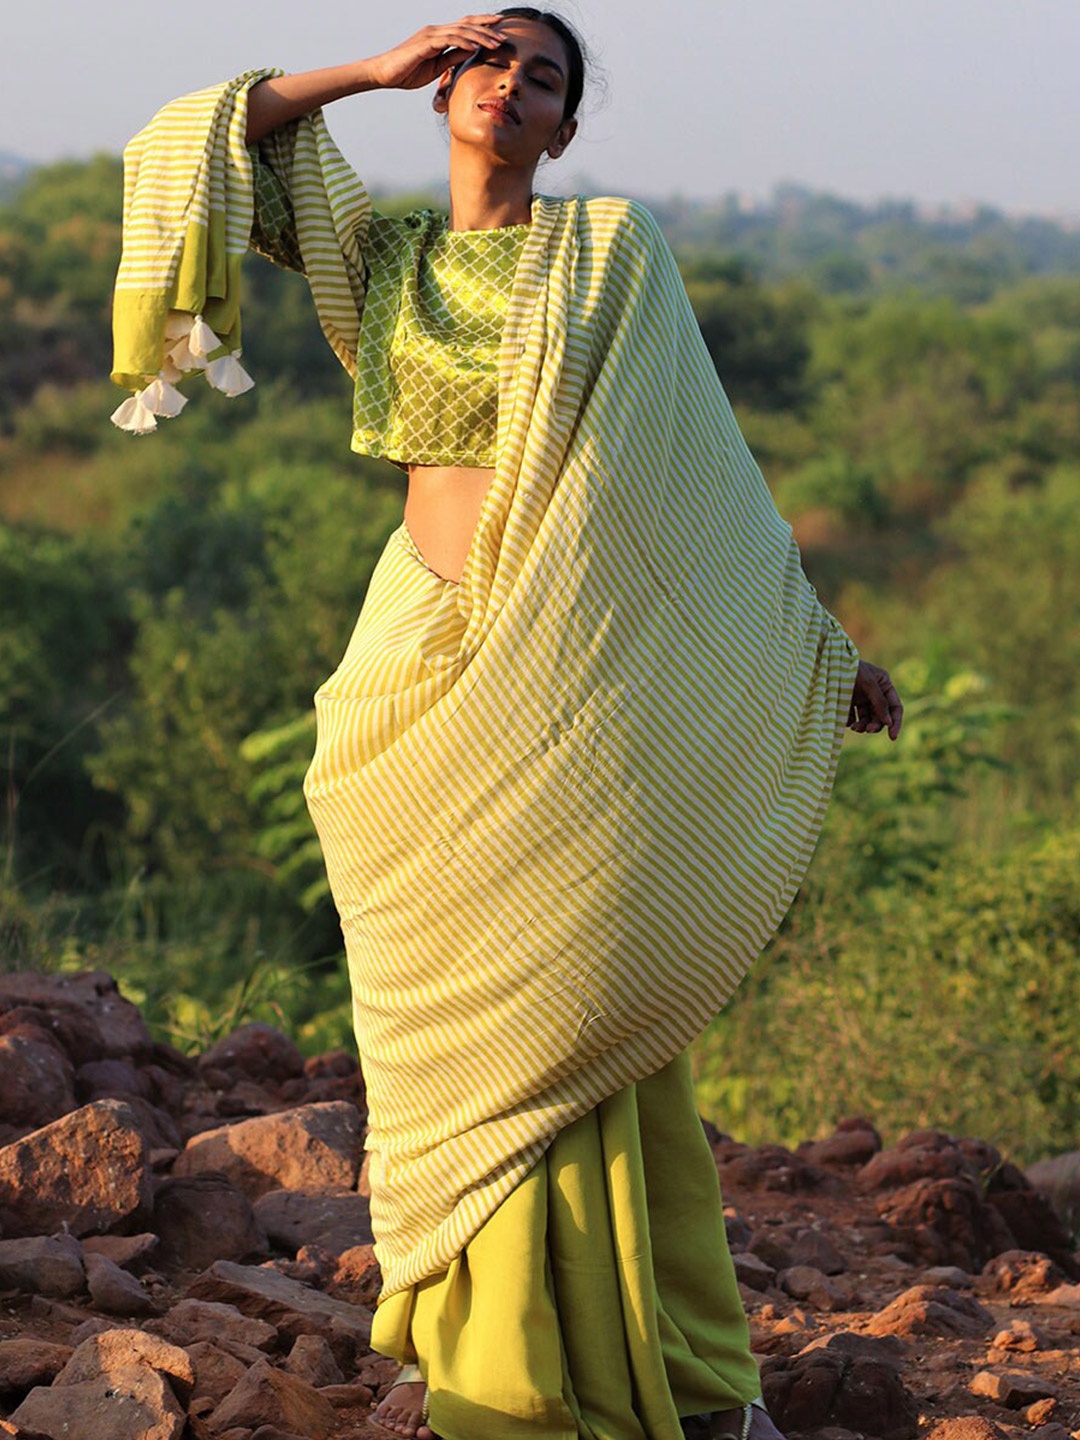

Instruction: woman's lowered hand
[367,16,508,91]
[847,660,903,740]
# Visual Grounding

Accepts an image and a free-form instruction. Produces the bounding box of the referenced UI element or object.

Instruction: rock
[798,1330,907,1369]
[67,1317,114,1346]
[328,1245,381,1308]
[1026,1151,1080,1234]
[199,1024,305,1087]
[53,1327,195,1405]
[798,1118,882,1168]
[760,1350,918,1439]
[11,1368,185,1440]
[253,1188,373,1255]
[1024,1399,1058,1426]
[283,1335,344,1387]
[0,1340,73,1395]
[989,1319,1048,1352]
[1040,1281,1080,1305]
[1029,1425,1070,1440]
[0,1033,75,1129]
[777,1265,845,1311]
[924,1422,1007,1440]
[922,1265,971,1288]
[157,1298,278,1352]
[153,1173,268,1271]
[319,1381,375,1409]
[0,1236,84,1298]
[867,1285,994,1339]
[174,1102,362,1199]
[982,1249,1064,1298]
[733,1252,775,1292]
[723,1211,752,1251]
[878,1175,1016,1271]
[186,1260,372,1360]
[986,1187,1077,1272]
[716,1141,835,1193]
[81,1232,159,1271]
[0,1100,152,1237]
[206,1357,336,1437]
[0,970,151,1060]
[185,1342,250,1405]
[860,1131,978,1191]
[969,1370,1059,1408]
[75,1057,151,1103]
[85,1251,157,1315]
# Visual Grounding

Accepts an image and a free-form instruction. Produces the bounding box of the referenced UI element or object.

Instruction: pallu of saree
[303,193,859,1297]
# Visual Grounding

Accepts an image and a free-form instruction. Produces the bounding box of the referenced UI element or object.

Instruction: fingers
[847,661,903,741]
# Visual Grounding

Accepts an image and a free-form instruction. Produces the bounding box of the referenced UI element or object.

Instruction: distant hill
[0,153,32,204]
[648,183,1080,297]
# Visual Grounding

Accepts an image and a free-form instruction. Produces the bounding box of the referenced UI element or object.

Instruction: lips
[478,100,520,125]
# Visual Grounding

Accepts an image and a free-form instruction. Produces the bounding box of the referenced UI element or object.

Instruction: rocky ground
[0,969,1077,1440]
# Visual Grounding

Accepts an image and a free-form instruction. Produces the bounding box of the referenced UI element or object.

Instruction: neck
[447,145,536,231]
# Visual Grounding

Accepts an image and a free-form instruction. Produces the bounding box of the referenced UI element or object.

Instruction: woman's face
[436,18,577,165]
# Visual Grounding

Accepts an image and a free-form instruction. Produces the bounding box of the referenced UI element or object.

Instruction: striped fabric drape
[303,193,859,1297]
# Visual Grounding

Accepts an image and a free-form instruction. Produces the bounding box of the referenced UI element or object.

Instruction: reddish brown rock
[760,1350,918,1439]
[778,1265,845,1311]
[0,1100,152,1237]
[1026,1151,1080,1234]
[989,1319,1048,1353]
[328,1245,381,1308]
[969,1369,1059,1408]
[75,1057,151,1103]
[860,1131,978,1192]
[799,1330,906,1368]
[867,1285,994,1339]
[733,1251,775,1292]
[173,1102,362,1199]
[85,1250,157,1315]
[798,1118,882,1169]
[253,1189,374,1256]
[199,1024,305,1087]
[924,1422,1007,1440]
[982,1249,1063,1299]
[81,1232,159,1271]
[283,1334,344,1387]
[185,1341,250,1406]
[205,1357,336,1437]
[153,1173,268,1271]
[716,1141,835,1194]
[11,1367,185,1440]
[53,1327,195,1405]
[187,1260,372,1353]
[318,1380,375,1408]
[985,1187,1077,1273]
[0,970,151,1061]
[157,1298,278,1352]
[0,1032,76,1129]
[0,1236,84,1298]
[878,1175,1016,1271]
[0,1340,73,1396]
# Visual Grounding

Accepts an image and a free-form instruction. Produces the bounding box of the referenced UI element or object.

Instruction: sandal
[681,1402,754,1440]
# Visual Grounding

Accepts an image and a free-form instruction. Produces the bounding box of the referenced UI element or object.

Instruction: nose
[497,62,523,94]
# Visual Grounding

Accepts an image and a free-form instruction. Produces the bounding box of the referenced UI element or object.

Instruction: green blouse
[351,210,529,468]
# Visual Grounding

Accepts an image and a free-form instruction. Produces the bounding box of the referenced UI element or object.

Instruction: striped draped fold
[303,194,859,1295]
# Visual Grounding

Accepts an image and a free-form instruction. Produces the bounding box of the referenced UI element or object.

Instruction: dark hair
[496,7,588,122]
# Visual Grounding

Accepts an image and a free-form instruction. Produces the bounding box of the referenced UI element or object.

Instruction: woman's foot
[371,1376,439,1439]
[682,1404,786,1440]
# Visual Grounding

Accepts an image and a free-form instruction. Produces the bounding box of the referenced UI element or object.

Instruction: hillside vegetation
[3,159,1080,1163]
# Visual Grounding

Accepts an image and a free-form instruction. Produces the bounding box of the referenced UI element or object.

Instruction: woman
[112,12,902,1438]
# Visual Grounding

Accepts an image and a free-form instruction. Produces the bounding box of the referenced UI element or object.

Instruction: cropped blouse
[350,210,529,468]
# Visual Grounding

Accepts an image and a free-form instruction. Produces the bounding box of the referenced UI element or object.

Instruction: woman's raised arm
[246,16,510,144]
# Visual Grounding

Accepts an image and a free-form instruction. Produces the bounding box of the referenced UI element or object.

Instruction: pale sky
[5,0,1079,216]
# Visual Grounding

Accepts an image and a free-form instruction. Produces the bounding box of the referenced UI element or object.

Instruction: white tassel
[141,376,188,418]
[164,311,195,341]
[204,351,254,397]
[188,314,222,358]
[110,392,158,435]
[166,334,207,372]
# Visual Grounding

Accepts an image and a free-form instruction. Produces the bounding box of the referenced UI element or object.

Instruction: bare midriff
[404,464,496,584]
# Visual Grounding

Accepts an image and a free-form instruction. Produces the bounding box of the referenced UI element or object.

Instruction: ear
[432,66,456,115]
[547,116,578,160]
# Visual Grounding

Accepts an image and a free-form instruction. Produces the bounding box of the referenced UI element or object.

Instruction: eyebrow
[489,39,566,81]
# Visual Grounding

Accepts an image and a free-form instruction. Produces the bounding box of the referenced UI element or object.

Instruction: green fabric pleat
[371,1051,760,1440]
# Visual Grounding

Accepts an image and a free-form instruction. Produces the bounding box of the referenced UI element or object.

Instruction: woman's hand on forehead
[367,17,510,92]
